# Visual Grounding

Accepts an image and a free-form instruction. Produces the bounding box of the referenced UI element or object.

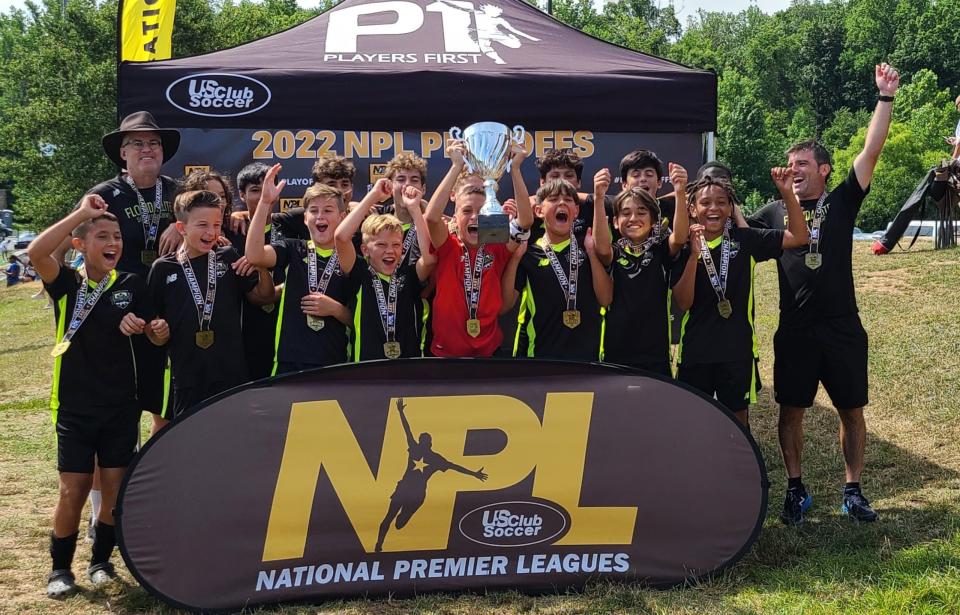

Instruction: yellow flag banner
[119,0,176,62]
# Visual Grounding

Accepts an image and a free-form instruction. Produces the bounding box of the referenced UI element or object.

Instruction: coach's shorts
[773,314,868,410]
[56,404,140,473]
[677,358,761,413]
[133,335,167,415]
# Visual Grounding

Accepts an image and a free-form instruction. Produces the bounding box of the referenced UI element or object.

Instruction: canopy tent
[116,0,717,205]
[119,0,716,132]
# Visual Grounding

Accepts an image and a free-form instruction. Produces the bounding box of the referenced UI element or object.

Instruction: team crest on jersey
[110,290,133,309]
[217,261,229,278]
[728,240,740,259]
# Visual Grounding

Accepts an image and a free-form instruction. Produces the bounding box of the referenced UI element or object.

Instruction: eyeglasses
[122,139,162,150]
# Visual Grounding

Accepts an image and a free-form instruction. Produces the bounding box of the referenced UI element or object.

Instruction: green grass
[1,243,959,614]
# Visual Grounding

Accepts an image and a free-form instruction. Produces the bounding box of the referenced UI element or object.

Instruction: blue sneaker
[841,491,878,522]
[780,488,813,526]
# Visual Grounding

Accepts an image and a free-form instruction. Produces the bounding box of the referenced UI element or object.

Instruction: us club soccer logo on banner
[324,1,540,65]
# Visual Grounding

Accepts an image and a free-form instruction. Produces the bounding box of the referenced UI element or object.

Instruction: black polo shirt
[675,227,783,365]
[346,260,424,361]
[272,239,354,368]
[146,246,257,389]
[602,239,676,367]
[748,168,868,328]
[86,174,178,278]
[45,267,145,411]
[513,237,602,361]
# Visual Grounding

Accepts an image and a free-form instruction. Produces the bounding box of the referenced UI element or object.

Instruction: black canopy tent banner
[117,0,717,203]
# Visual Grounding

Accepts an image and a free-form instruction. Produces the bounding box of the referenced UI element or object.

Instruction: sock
[89,490,102,522]
[844,482,860,495]
[787,476,804,491]
[90,521,116,566]
[50,531,79,571]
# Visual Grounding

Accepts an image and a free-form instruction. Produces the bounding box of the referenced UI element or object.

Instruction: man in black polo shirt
[87,112,182,432]
[749,63,901,525]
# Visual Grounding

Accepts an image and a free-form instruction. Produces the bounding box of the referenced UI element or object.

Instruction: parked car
[13,231,36,250]
[852,227,876,241]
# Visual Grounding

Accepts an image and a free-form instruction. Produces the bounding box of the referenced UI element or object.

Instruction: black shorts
[133,335,167,415]
[56,405,140,473]
[773,315,868,410]
[677,358,761,413]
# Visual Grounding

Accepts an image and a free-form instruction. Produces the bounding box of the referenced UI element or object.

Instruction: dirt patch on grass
[859,268,915,295]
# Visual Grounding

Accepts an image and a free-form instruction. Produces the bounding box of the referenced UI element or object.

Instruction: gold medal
[717,299,733,319]
[307,314,324,331]
[50,340,71,357]
[383,341,402,360]
[562,309,581,329]
[141,250,158,266]
[805,252,822,270]
[195,330,215,349]
[466,318,481,338]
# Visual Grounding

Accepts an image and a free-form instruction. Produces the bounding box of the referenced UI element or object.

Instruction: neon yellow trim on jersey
[161,358,172,419]
[352,286,363,362]
[524,282,537,357]
[420,298,430,354]
[49,295,68,420]
[748,256,759,360]
[539,237,571,252]
[677,309,690,365]
[706,235,723,249]
[271,265,291,376]
[512,289,528,358]
[376,271,392,282]
[599,306,607,361]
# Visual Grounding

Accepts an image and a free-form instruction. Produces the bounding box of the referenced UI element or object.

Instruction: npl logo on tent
[324,1,539,65]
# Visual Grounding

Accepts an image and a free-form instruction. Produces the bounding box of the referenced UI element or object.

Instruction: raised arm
[672,226,702,313]
[500,240,525,314]
[772,167,810,248]
[509,142,533,230]
[425,140,466,249]
[585,228,612,307]
[245,164,284,268]
[396,398,415,448]
[29,194,108,284]
[401,185,437,281]
[591,168,613,266]
[337,178,391,274]
[853,63,900,191]
[667,163,690,257]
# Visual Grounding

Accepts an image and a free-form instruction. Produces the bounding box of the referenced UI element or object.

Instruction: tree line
[1,0,957,230]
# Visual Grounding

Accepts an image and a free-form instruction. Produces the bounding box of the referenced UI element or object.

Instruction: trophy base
[478,213,510,244]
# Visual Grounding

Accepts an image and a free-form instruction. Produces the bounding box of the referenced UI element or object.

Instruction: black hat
[101,111,180,169]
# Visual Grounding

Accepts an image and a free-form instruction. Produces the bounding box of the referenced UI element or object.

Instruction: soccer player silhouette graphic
[374,397,488,552]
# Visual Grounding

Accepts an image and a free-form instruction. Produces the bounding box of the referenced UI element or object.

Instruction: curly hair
[536,148,584,181]
[685,175,739,206]
[385,152,427,183]
[311,154,356,183]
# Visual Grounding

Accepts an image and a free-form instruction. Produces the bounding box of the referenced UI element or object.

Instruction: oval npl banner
[116,360,767,613]
[165,73,271,118]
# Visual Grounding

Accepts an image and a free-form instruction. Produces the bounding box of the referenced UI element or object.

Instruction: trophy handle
[512,125,526,145]
[448,126,473,173]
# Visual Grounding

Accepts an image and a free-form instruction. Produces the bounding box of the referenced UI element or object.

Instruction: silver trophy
[449,122,526,244]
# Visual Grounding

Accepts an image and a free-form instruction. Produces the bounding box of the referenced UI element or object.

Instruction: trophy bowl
[449,122,526,244]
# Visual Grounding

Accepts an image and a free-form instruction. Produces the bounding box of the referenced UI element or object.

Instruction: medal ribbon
[462,244,486,322]
[402,226,418,264]
[698,220,731,304]
[61,271,115,345]
[177,248,218,332]
[307,241,339,295]
[368,264,399,344]
[542,236,580,311]
[807,192,828,256]
[124,175,163,251]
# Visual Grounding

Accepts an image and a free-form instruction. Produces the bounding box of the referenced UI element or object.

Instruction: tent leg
[705,132,716,162]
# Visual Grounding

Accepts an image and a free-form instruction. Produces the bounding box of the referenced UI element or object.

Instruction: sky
[0,0,796,22]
